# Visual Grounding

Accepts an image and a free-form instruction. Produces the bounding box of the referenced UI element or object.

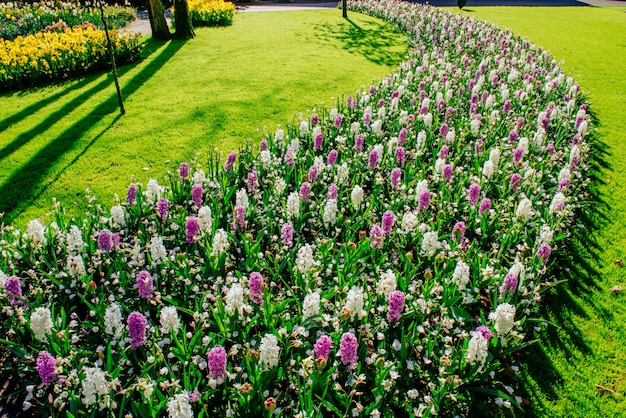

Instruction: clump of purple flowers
[98,229,114,252]
[233,205,245,230]
[127,312,147,349]
[208,346,227,379]
[382,210,395,235]
[537,243,552,266]
[136,270,154,299]
[300,182,311,202]
[224,151,237,171]
[281,222,293,247]
[314,335,332,362]
[186,216,199,243]
[387,290,405,323]
[468,183,481,207]
[192,184,203,206]
[126,184,137,205]
[391,168,402,189]
[4,276,22,307]
[179,162,189,180]
[370,224,384,249]
[157,198,169,220]
[249,272,264,306]
[339,332,357,368]
[36,351,56,385]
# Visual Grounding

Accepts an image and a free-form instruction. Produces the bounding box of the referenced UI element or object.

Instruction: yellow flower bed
[0,26,141,91]
[188,0,235,26]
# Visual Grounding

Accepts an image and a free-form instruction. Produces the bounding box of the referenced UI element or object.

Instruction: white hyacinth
[351,185,364,210]
[0,269,5,289]
[198,206,213,234]
[30,307,53,342]
[302,292,321,320]
[210,229,229,258]
[516,198,533,222]
[27,219,46,245]
[452,260,471,290]
[149,236,168,264]
[344,286,365,321]
[167,392,194,418]
[337,163,350,185]
[421,231,441,257]
[259,150,272,170]
[401,211,419,234]
[104,303,124,340]
[489,147,501,167]
[275,128,286,144]
[145,179,161,203]
[489,303,516,335]
[482,160,495,178]
[295,244,317,275]
[286,191,300,219]
[110,205,126,227]
[225,283,245,316]
[323,199,338,227]
[81,366,110,408]
[372,119,384,137]
[377,269,397,296]
[466,331,489,366]
[192,169,205,185]
[550,192,567,215]
[160,306,181,334]
[558,167,571,182]
[236,189,249,211]
[66,225,85,256]
[537,225,553,245]
[66,254,86,279]
[299,121,308,137]
[258,333,281,371]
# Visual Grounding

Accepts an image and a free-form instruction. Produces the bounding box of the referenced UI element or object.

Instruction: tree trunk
[147,0,170,40]
[174,0,195,40]
[342,0,347,18]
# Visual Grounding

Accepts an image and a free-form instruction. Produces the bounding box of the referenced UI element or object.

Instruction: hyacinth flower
[208,346,227,380]
[157,198,169,220]
[186,216,199,243]
[36,351,56,385]
[192,184,204,206]
[281,222,294,247]
[136,270,154,299]
[249,272,264,306]
[127,312,147,349]
[339,332,357,369]
[97,229,114,252]
[126,184,137,205]
[308,165,319,182]
[224,151,237,171]
[179,162,189,180]
[381,210,395,235]
[4,276,23,307]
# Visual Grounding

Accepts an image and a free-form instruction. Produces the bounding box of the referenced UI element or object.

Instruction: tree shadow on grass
[312,17,408,66]
[0,38,186,224]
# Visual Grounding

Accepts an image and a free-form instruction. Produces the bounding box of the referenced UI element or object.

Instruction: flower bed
[0,26,142,92]
[0,1,135,41]
[0,0,593,416]
[188,0,236,27]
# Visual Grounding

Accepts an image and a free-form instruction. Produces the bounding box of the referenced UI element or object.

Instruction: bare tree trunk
[342,0,347,18]
[147,0,170,40]
[173,0,195,40]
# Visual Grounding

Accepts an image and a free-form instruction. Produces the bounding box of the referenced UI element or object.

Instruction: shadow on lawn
[0,38,186,224]
[313,17,407,66]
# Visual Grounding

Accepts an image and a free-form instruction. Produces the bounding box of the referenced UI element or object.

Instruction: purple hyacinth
[186,216,199,243]
[208,346,227,378]
[281,222,294,248]
[363,112,371,126]
[499,273,518,296]
[126,184,137,205]
[387,290,405,323]
[300,182,311,202]
[157,198,168,220]
[513,148,523,165]
[127,312,147,349]
[233,205,245,231]
[474,138,484,154]
[419,189,431,211]
[179,162,189,180]
[339,332,357,368]
[479,198,491,216]
[572,134,581,145]
[510,173,521,192]
[314,133,324,151]
[452,221,466,242]
[354,134,364,151]
[328,184,338,200]
[509,130,519,142]
[249,272,264,306]
[468,183,481,207]
[314,335,332,361]
[191,184,203,206]
[259,139,268,151]
[334,115,343,129]
[476,325,492,340]
[559,178,571,192]
[503,100,511,114]
[391,168,402,189]
[537,243,552,266]
[327,149,338,166]
[369,85,376,95]
[308,165,318,182]
[370,225,384,249]
[136,270,154,299]
[378,98,385,108]
[438,145,449,160]
[443,164,453,182]
[188,389,201,403]
[368,149,378,170]
[284,148,295,169]
[396,147,406,166]
[546,143,555,154]
[382,210,395,235]
[98,229,114,252]
[439,123,449,137]
[310,113,319,126]
[36,351,56,385]
[4,276,22,307]
[224,151,237,172]
[398,128,408,146]
[247,170,258,193]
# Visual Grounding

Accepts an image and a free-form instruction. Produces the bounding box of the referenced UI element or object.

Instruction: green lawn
[0,9,407,227]
[451,5,626,417]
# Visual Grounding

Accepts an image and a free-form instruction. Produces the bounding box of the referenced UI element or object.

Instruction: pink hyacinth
[334,115,343,129]
[546,143,555,154]
[537,243,552,266]
[126,184,137,205]
[247,170,258,194]
[369,85,376,95]
[387,290,405,323]
[439,123,449,137]
[249,272,264,306]
[314,133,324,151]
[398,128,407,146]
[36,351,56,385]
[310,113,319,126]
[452,221,466,242]
[438,145,449,160]
[509,130,519,142]
[224,151,237,172]
[233,205,245,230]
[339,332,358,368]
[559,178,571,192]
[443,164,453,182]
[468,183,481,207]
[396,147,406,166]
[476,325,492,340]
[479,198,491,216]
[391,168,402,189]
[208,346,227,378]
[327,149,338,166]
[284,148,295,169]
[499,273,518,296]
[510,173,521,192]
[127,312,147,349]
[300,182,311,202]
[186,216,199,243]
[98,229,114,252]
[513,148,523,165]
[503,100,511,114]
[157,198,168,220]
[368,149,378,170]
[354,134,364,151]
[382,210,395,235]
[328,184,338,200]
[314,335,332,361]
[419,189,431,211]
[188,389,201,403]
[4,276,22,307]
[259,139,268,151]
[179,162,189,180]
[281,222,294,247]
[308,165,318,182]
[136,270,154,299]
[370,224,384,249]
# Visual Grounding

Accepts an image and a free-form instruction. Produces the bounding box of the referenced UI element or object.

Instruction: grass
[0,9,407,227]
[450,5,626,417]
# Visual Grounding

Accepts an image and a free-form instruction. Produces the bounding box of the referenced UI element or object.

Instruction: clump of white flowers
[30,307,53,341]
[104,303,124,340]
[258,333,281,371]
[489,303,516,335]
[160,306,180,334]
